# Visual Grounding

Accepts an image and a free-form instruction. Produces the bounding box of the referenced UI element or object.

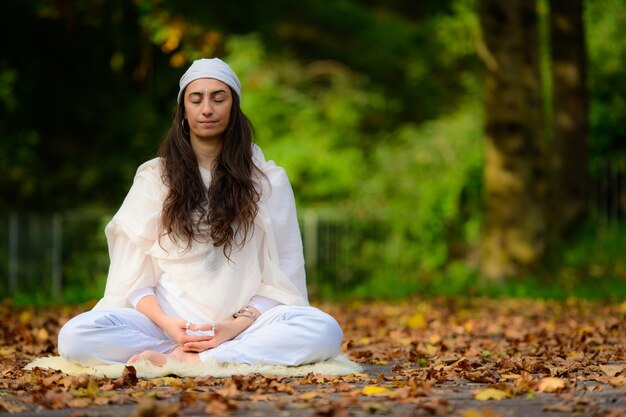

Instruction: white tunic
[94,145,309,324]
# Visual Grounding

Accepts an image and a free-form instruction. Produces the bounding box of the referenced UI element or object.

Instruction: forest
[1,0,626,302]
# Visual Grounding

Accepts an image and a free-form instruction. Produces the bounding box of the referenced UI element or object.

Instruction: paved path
[2,363,625,417]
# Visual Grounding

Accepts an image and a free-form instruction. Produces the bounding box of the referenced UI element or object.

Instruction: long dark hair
[158,88,264,258]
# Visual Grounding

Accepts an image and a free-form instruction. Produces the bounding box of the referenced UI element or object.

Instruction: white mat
[24,354,363,379]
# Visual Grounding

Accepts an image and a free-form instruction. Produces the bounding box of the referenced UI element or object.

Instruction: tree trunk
[479,0,547,280]
[550,0,588,230]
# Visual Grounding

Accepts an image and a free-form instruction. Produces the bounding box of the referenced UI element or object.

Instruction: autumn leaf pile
[1,297,625,416]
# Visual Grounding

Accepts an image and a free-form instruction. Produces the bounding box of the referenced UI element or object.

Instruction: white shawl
[94,145,308,323]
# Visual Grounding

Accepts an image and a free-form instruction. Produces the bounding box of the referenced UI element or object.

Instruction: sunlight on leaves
[474,388,510,401]
[361,385,394,397]
[537,377,567,393]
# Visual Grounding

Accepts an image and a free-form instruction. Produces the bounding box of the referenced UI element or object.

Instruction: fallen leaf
[609,375,626,387]
[315,400,347,417]
[600,364,625,377]
[0,400,30,413]
[72,379,99,398]
[201,392,237,415]
[542,403,574,412]
[131,398,179,417]
[362,402,390,413]
[464,407,503,417]
[298,391,322,400]
[474,388,510,401]
[362,385,394,397]
[407,312,427,330]
[602,407,626,417]
[418,397,450,414]
[115,366,138,387]
[537,377,567,393]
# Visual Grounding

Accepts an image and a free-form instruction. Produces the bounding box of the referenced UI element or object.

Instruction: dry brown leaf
[609,375,626,387]
[542,402,574,412]
[131,398,179,417]
[2,298,625,414]
[314,400,347,417]
[602,407,626,417]
[0,399,30,413]
[600,364,626,377]
[298,390,323,400]
[418,397,450,414]
[204,396,237,415]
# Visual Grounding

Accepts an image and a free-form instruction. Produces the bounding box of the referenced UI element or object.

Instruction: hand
[180,318,251,352]
[159,316,214,345]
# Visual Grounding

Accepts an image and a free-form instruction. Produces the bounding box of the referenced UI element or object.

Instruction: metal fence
[0,208,358,301]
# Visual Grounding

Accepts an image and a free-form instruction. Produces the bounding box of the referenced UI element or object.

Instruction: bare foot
[170,346,201,364]
[128,350,168,366]
[127,347,200,367]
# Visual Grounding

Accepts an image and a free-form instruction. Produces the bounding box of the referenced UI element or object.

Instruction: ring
[211,323,216,332]
[185,322,190,330]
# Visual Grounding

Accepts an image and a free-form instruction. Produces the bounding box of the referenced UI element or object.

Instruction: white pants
[58,305,343,367]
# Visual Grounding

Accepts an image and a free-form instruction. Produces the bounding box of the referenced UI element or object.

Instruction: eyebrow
[187,89,227,97]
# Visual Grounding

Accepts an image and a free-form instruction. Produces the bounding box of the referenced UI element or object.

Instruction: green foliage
[370,104,483,265]
[586,0,626,164]
[226,35,385,205]
[304,105,485,299]
[2,0,626,304]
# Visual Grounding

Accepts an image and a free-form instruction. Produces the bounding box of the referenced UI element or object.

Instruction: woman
[58,58,343,367]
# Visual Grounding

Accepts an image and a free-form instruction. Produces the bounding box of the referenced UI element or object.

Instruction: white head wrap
[178,58,241,103]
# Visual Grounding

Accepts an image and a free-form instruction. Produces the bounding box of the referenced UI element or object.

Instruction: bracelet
[233,306,257,321]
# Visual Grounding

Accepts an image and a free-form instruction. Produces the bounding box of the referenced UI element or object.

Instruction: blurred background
[1,0,625,304]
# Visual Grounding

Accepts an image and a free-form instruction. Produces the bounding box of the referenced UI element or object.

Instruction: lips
[198,120,218,127]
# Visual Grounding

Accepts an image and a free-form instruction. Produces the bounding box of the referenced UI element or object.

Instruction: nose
[201,96,213,115]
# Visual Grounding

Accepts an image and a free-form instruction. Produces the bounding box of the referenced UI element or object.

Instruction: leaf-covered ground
[0,297,625,416]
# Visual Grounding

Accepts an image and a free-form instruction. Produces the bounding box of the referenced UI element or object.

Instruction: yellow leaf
[19,311,32,325]
[424,344,439,356]
[347,373,369,378]
[537,377,567,393]
[500,374,521,381]
[72,379,99,398]
[0,346,16,358]
[540,376,567,390]
[36,328,49,341]
[150,377,182,387]
[398,337,413,346]
[359,337,371,346]
[407,312,427,330]
[374,360,388,365]
[362,385,394,397]
[464,408,503,417]
[299,391,321,400]
[474,388,510,401]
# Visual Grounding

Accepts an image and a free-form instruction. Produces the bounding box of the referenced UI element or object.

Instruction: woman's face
[183,78,233,143]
